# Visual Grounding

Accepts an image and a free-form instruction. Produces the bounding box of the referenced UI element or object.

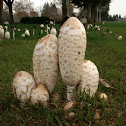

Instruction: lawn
[0,22,126,125]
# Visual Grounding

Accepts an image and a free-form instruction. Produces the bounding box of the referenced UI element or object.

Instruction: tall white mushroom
[12,71,36,103]
[78,60,99,97]
[0,28,4,40]
[40,24,44,34]
[33,26,36,36]
[30,84,49,106]
[33,34,59,94]
[5,31,10,39]
[58,17,87,101]
[12,27,16,40]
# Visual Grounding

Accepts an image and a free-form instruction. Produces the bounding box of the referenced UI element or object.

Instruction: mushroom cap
[12,71,36,102]
[63,101,76,111]
[5,31,10,39]
[50,28,57,36]
[78,60,99,97]
[118,35,122,40]
[4,21,9,25]
[50,21,54,25]
[21,34,25,38]
[25,29,30,36]
[100,93,107,100]
[33,34,59,93]
[30,84,49,106]
[58,17,87,86]
[40,24,44,28]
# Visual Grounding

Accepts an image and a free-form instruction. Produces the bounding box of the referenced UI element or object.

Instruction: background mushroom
[50,28,57,36]
[25,28,30,36]
[12,71,36,103]
[78,60,99,97]
[58,17,87,101]
[33,34,59,94]
[5,31,10,39]
[0,27,4,40]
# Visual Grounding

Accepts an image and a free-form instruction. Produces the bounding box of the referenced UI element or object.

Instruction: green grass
[0,22,126,125]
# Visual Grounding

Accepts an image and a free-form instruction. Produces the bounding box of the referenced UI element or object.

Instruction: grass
[0,22,126,125]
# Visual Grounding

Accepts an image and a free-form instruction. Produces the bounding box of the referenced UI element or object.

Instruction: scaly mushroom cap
[58,17,87,86]
[30,84,49,106]
[12,71,36,102]
[78,60,99,97]
[5,31,10,39]
[33,34,59,93]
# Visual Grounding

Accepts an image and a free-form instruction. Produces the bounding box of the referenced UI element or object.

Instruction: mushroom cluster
[12,34,59,106]
[12,17,99,107]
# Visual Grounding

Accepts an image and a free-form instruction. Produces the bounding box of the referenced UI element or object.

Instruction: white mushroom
[12,71,36,103]
[17,29,20,32]
[12,27,16,40]
[30,84,49,106]
[33,34,59,94]
[4,26,8,31]
[40,24,44,29]
[50,28,57,36]
[50,21,54,25]
[118,35,122,41]
[0,28,4,40]
[58,17,87,101]
[25,29,30,36]
[40,24,44,34]
[21,34,25,38]
[78,60,99,97]
[5,31,10,39]
[99,93,108,100]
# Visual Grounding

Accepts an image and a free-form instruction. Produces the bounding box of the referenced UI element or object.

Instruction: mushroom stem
[13,30,15,40]
[33,28,35,36]
[67,85,76,101]
[41,29,43,34]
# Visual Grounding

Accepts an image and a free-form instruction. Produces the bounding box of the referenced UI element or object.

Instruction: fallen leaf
[99,78,117,90]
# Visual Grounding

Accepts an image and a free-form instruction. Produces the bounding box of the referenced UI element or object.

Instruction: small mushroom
[99,93,107,100]
[12,71,36,103]
[0,28,4,40]
[30,84,49,106]
[63,101,76,111]
[78,60,99,97]
[118,35,122,41]
[65,112,75,119]
[21,34,25,38]
[25,29,30,36]
[5,31,10,39]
